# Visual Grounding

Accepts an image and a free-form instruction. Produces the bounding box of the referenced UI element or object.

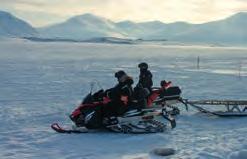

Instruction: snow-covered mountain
[0,11,37,38]
[38,13,126,40]
[38,12,247,44]
[116,20,169,40]
[0,10,246,44]
[116,12,247,44]
[171,12,247,44]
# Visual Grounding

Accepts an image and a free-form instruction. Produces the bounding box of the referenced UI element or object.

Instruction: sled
[181,99,247,117]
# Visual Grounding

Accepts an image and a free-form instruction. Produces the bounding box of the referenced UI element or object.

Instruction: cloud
[1,0,45,7]
[0,0,246,26]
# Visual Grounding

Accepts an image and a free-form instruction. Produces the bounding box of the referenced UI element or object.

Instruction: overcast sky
[1,0,247,27]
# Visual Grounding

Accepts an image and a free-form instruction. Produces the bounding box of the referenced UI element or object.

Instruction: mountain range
[0,10,247,45]
[0,11,37,38]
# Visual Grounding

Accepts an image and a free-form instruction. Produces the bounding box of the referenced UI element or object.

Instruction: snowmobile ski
[51,123,88,134]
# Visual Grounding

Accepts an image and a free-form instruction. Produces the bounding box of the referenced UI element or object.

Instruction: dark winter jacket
[103,77,134,117]
[138,70,153,92]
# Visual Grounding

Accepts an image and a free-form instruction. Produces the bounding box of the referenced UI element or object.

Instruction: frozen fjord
[0,40,247,159]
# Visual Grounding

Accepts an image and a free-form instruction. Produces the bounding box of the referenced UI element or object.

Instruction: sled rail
[188,100,247,106]
[180,99,247,117]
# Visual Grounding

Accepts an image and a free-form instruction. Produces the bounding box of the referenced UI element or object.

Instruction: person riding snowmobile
[137,62,153,93]
[103,70,134,117]
[55,70,180,133]
[70,70,134,129]
[133,62,153,109]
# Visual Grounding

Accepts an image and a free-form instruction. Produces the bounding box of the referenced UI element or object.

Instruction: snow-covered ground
[0,40,247,159]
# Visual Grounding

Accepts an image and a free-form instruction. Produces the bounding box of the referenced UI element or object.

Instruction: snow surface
[0,40,247,159]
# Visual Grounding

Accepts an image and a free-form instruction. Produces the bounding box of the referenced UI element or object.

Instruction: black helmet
[160,80,167,87]
[115,70,126,79]
[138,62,148,70]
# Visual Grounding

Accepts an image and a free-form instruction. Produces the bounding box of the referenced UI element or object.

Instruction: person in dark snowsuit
[133,62,153,109]
[70,70,134,129]
[103,70,134,117]
[138,62,153,92]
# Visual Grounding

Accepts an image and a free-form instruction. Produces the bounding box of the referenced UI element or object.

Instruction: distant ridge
[37,12,247,44]
[0,11,37,37]
[23,36,136,44]
[0,10,246,45]
[38,13,125,40]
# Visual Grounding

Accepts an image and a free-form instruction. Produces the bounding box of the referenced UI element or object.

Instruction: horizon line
[1,10,247,28]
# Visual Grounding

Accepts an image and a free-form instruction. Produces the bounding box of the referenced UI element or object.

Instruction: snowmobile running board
[180,99,247,117]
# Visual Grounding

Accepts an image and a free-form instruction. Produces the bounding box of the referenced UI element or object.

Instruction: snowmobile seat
[159,86,181,100]
[154,86,181,105]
